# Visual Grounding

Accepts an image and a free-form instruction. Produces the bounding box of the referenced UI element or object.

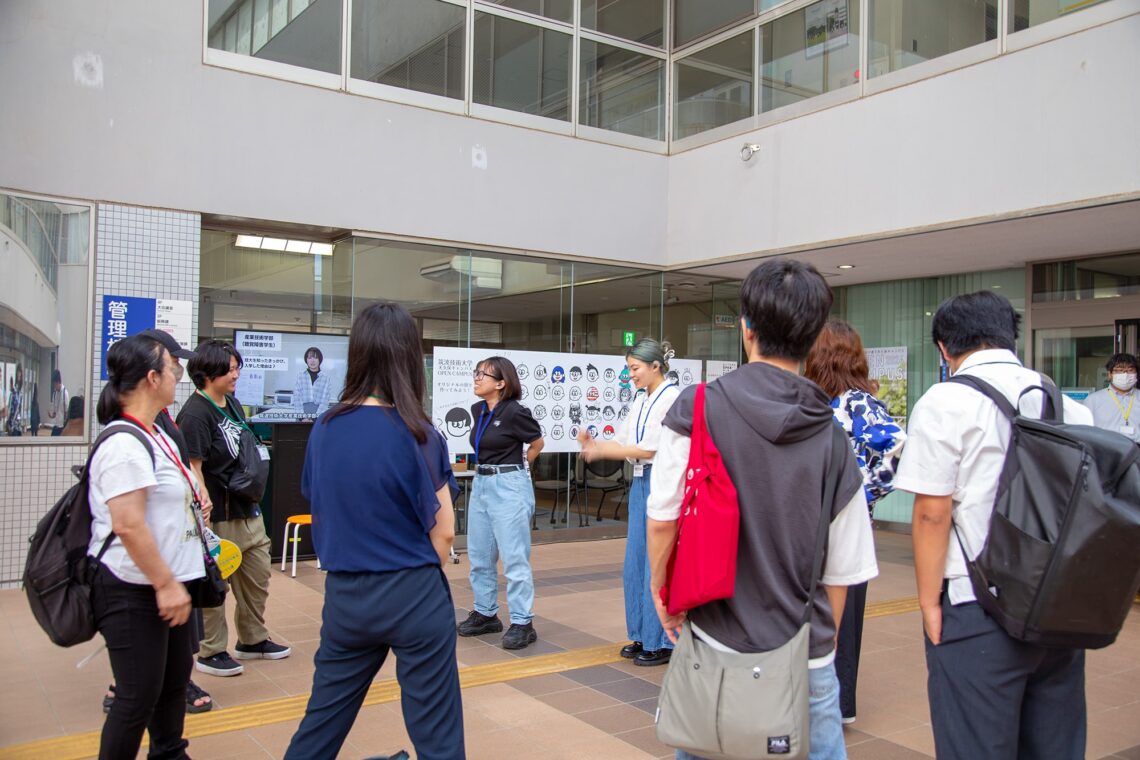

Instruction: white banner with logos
[432,347,702,454]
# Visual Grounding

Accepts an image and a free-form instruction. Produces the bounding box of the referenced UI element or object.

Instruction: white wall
[666,13,1140,266]
[0,0,668,266]
[0,229,59,346]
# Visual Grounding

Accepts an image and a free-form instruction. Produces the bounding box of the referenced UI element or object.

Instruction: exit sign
[623,331,636,347]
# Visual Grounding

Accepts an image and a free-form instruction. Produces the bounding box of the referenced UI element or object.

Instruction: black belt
[475,464,524,476]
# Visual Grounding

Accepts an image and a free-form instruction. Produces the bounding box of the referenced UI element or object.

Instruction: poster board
[432,347,701,454]
[865,346,908,426]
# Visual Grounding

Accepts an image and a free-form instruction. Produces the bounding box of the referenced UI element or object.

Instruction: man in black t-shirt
[178,340,290,677]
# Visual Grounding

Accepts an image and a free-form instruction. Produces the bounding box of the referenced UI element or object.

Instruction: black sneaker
[502,622,537,650]
[196,651,244,677]
[457,610,504,637]
[234,638,292,660]
[620,641,643,659]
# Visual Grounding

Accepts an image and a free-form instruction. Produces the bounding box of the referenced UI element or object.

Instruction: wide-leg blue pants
[624,470,672,653]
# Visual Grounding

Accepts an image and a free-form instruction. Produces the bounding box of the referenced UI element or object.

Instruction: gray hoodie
[663,360,862,658]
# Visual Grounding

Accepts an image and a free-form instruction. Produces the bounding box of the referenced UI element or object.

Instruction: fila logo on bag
[768,736,791,755]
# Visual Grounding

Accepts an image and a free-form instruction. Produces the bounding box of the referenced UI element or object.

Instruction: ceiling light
[837,264,855,270]
[234,234,334,255]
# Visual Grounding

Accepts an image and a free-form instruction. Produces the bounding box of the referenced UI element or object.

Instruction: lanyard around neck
[118,414,202,504]
[197,390,253,434]
[1110,390,1135,423]
[473,403,498,463]
[636,383,676,444]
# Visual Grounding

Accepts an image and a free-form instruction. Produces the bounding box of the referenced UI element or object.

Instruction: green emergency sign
[623,331,636,347]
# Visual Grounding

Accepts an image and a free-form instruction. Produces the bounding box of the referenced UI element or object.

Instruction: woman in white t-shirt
[577,339,680,666]
[89,333,205,759]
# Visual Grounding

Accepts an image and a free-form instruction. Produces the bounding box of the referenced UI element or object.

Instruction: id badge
[256,444,271,461]
[1121,425,1136,438]
[633,463,644,477]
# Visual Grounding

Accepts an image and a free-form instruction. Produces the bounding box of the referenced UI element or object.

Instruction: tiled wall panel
[0,204,200,587]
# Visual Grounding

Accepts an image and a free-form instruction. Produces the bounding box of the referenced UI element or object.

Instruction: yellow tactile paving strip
[0,597,922,760]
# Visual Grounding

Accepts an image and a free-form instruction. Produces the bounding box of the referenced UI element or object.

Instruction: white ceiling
[684,199,1140,286]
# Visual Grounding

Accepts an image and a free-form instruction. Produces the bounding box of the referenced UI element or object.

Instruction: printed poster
[432,347,702,454]
[865,346,907,426]
[805,0,849,58]
[705,360,738,383]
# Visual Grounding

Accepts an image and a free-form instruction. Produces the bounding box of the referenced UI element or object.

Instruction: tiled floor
[1,531,1139,759]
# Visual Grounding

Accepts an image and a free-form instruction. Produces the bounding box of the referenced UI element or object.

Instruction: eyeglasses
[473,370,501,381]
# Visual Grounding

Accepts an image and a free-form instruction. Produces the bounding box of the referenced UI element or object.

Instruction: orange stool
[281,514,320,578]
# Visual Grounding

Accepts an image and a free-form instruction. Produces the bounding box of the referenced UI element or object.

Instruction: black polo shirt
[468,399,541,466]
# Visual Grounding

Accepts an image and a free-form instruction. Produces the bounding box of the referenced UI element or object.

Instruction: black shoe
[634,648,672,667]
[502,622,537,650]
[620,642,643,659]
[234,638,292,660]
[363,752,410,760]
[457,610,503,637]
[196,651,244,677]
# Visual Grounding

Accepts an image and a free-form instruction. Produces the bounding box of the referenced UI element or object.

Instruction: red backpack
[660,383,740,616]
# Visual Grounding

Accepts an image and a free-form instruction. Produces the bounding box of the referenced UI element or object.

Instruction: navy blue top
[302,406,457,573]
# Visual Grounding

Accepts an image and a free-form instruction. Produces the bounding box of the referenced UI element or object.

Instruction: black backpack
[23,424,154,647]
[949,374,1140,649]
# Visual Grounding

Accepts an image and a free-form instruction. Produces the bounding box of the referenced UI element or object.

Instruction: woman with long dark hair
[456,356,545,651]
[89,334,206,759]
[577,338,680,666]
[804,319,906,726]
[285,303,463,760]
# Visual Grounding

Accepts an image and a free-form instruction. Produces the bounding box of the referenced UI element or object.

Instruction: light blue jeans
[625,472,672,652]
[675,662,846,760]
[467,469,535,625]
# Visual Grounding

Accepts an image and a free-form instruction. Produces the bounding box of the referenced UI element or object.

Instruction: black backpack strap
[948,373,1064,423]
[947,375,1017,419]
[86,422,157,560]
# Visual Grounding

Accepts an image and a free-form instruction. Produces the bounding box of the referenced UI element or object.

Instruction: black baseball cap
[137,329,196,360]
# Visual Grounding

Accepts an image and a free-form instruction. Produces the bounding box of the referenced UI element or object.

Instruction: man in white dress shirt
[1084,353,1139,443]
[895,291,1093,760]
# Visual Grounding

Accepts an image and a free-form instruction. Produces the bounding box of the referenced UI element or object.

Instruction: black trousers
[925,592,1086,760]
[92,566,193,760]
[835,580,867,720]
[285,565,466,760]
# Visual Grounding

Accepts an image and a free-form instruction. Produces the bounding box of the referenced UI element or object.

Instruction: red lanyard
[119,414,202,503]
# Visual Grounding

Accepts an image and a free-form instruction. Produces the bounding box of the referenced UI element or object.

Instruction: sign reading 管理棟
[101,295,194,380]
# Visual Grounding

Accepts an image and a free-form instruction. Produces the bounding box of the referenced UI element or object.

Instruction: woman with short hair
[457,356,545,650]
[804,319,906,725]
[293,345,333,414]
[89,334,206,759]
[285,303,462,760]
[578,338,680,666]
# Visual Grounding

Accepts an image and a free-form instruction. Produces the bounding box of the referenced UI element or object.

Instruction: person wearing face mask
[1084,353,1140,443]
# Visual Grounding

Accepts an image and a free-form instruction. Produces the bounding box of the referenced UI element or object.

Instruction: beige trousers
[200,515,272,657]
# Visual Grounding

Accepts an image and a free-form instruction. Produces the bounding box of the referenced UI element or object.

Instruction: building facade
[1,0,1138,586]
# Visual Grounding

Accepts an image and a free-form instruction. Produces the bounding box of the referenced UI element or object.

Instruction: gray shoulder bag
[654,482,832,760]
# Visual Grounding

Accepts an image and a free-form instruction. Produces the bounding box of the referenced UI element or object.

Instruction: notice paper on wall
[432,347,702,455]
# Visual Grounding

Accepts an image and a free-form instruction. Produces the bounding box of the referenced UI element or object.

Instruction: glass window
[480,0,573,24]
[0,191,93,442]
[1032,254,1140,303]
[580,40,665,140]
[473,12,572,121]
[351,0,466,101]
[581,0,665,48]
[1009,0,1112,32]
[867,0,996,79]
[1033,326,1115,390]
[760,0,860,114]
[673,0,754,48]
[674,30,753,140]
[207,0,342,75]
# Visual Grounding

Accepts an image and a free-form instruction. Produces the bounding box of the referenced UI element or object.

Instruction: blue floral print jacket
[831,389,906,512]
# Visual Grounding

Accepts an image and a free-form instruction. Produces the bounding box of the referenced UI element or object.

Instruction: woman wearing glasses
[456,357,545,650]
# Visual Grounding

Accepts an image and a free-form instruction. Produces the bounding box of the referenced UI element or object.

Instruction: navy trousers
[925,592,1086,760]
[285,565,465,760]
[835,580,867,720]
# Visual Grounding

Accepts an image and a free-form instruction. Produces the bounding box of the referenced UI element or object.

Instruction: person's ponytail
[97,335,166,424]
